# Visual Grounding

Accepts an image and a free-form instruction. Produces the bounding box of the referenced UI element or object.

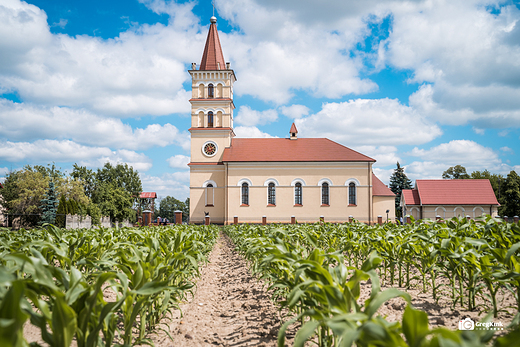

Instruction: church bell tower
[188,16,236,223]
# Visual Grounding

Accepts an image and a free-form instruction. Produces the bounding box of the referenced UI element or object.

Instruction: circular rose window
[203,141,217,156]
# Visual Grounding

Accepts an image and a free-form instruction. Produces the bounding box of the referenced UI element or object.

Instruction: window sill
[348,204,357,207]
[240,204,249,207]
[205,204,214,207]
[267,204,276,207]
[294,204,303,207]
[321,204,330,207]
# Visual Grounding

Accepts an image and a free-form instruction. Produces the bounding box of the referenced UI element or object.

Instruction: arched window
[294,182,302,205]
[348,182,356,205]
[208,111,214,128]
[322,182,329,205]
[241,182,249,205]
[268,182,276,206]
[208,83,214,98]
[206,183,214,206]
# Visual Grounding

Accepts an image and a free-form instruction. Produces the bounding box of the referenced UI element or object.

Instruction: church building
[188,16,395,224]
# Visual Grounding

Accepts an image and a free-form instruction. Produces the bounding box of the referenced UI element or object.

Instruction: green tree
[71,164,96,199]
[442,165,470,179]
[39,180,59,225]
[389,162,413,218]
[0,171,21,222]
[56,195,68,228]
[12,168,49,227]
[501,170,520,218]
[158,196,189,223]
[92,182,135,223]
[95,163,142,201]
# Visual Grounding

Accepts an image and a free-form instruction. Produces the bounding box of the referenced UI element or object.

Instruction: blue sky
[1,0,519,200]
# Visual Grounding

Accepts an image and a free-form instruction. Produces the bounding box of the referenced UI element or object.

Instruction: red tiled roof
[402,189,420,205]
[222,138,375,163]
[372,174,395,196]
[199,20,226,71]
[410,179,499,205]
[140,192,157,199]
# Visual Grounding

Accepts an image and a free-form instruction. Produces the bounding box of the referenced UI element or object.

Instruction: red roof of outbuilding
[140,192,157,199]
[404,179,498,205]
[402,189,420,205]
[372,174,395,196]
[199,19,226,71]
[222,138,375,163]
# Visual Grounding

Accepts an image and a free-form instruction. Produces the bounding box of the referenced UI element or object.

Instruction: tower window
[268,182,276,206]
[241,182,249,205]
[208,111,214,128]
[349,182,356,205]
[208,83,214,98]
[294,182,302,205]
[322,182,329,205]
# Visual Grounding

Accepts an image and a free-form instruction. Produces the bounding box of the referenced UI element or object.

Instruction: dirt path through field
[151,232,294,347]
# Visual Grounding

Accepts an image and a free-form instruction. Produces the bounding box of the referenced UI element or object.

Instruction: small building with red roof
[187,16,395,224]
[401,179,499,220]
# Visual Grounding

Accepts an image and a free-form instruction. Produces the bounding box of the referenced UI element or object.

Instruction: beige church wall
[225,162,374,224]
[227,185,373,224]
[373,196,396,222]
[189,166,226,223]
[189,187,226,224]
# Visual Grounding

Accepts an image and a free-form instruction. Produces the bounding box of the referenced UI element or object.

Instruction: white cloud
[383,1,520,128]
[234,106,278,127]
[167,154,190,169]
[406,139,519,177]
[296,98,442,146]
[52,18,67,29]
[0,139,153,172]
[234,126,276,138]
[0,100,189,151]
[353,145,400,167]
[0,0,199,116]
[279,104,310,119]
[141,172,190,200]
[409,84,520,128]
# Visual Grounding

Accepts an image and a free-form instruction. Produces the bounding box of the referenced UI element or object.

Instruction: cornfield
[2,217,520,347]
[224,216,520,347]
[0,224,219,347]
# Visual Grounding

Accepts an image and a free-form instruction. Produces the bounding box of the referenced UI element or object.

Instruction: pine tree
[502,170,520,218]
[39,180,59,225]
[56,195,67,227]
[389,162,413,218]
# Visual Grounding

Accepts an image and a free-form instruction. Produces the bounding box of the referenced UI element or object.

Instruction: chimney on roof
[290,123,298,140]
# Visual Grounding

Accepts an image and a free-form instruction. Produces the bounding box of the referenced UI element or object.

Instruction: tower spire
[199,16,225,70]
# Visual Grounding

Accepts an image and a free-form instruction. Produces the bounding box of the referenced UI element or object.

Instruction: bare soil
[149,232,296,347]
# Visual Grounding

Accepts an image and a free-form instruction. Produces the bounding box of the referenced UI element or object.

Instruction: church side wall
[226,162,373,224]
[373,196,396,222]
